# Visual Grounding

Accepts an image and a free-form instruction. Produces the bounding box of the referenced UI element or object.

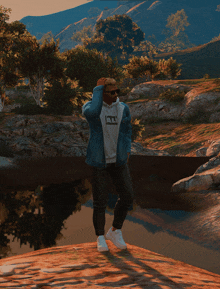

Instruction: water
[0,179,219,275]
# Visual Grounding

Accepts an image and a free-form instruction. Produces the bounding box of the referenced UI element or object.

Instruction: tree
[0,5,39,110]
[160,9,196,51]
[62,45,125,93]
[18,38,66,106]
[71,25,96,44]
[88,7,101,18]
[79,14,145,64]
[163,9,190,38]
[38,31,55,45]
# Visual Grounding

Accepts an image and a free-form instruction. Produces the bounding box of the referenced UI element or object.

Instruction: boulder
[196,140,220,158]
[171,154,220,194]
[0,156,15,168]
[120,81,220,195]
[124,82,220,123]
[0,115,171,162]
[0,115,212,203]
[2,81,220,198]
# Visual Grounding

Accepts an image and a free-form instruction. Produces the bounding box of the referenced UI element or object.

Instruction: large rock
[2,82,220,198]
[120,81,220,195]
[0,115,212,205]
[125,82,220,123]
[196,139,220,157]
[0,114,174,192]
[0,115,171,161]
[0,242,219,288]
[171,154,220,194]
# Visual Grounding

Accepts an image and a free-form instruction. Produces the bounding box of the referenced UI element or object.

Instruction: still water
[0,178,220,275]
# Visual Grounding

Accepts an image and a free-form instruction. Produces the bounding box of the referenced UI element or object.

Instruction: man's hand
[97,78,107,87]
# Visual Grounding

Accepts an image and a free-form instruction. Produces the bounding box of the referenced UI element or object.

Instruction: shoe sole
[97,247,109,252]
[97,238,109,252]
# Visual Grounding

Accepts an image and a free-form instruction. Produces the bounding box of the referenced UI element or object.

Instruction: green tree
[0,5,39,109]
[71,25,96,44]
[18,38,66,107]
[80,14,145,64]
[62,46,125,93]
[88,7,101,18]
[38,31,54,45]
[160,9,196,51]
[42,75,84,116]
[163,9,190,37]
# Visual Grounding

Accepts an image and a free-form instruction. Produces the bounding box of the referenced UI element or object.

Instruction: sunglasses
[105,89,120,95]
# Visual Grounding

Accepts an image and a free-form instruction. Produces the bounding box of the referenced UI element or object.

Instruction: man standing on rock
[82,77,134,252]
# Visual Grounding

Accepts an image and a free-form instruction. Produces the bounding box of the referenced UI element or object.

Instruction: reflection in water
[0,178,219,267]
[0,178,137,259]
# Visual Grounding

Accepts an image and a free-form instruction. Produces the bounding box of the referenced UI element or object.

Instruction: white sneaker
[106,227,127,249]
[97,235,109,252]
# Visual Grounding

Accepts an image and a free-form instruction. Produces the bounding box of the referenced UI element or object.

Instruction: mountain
[17,0,220,80]
[18,0,220,52]
[153,39,220,79]
[18,0,119,40]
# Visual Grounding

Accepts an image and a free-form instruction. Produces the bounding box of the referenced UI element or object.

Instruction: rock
[124,82,220,123]
[0,242,219,288]
[0,115,171,162]
[2,82,220,198]
[131,141,171,156]
[120,82,220,196]
[184,90,220,123]
[209,111,220,123]
[5,89,32,99]
[0,156,15,168]
[172,131,220,194]
[196,147,208,157]
[206,139,220,157]
[171,154,220,194]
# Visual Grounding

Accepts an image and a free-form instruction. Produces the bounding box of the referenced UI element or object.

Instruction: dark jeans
[91,162,134,236]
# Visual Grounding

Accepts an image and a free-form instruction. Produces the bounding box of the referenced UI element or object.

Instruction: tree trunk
[28,71,45,107]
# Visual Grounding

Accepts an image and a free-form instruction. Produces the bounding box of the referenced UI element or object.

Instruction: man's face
[103,85,120,103]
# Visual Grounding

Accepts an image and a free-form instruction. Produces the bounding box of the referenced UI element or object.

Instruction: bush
[203,74,210,79]
[130,117,146,142]
[42,76,90,116]
[10,103,48,115]
[122,55,182,81]
[158,88,186,104]
[213,78,220,85]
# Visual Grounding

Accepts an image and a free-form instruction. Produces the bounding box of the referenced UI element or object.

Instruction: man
[82,77,134,252]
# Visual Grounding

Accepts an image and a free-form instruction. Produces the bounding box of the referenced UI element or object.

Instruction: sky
[1,0,94,23]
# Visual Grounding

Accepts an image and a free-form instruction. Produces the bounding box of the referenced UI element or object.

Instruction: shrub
[213,78,220,85]
[203,74,210,79]
[158,88,186,104]
[130,117,145,142]
[122,55,182,81]
[122,55,158,79]
[42,76,90,116]
[10,103,47,115]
